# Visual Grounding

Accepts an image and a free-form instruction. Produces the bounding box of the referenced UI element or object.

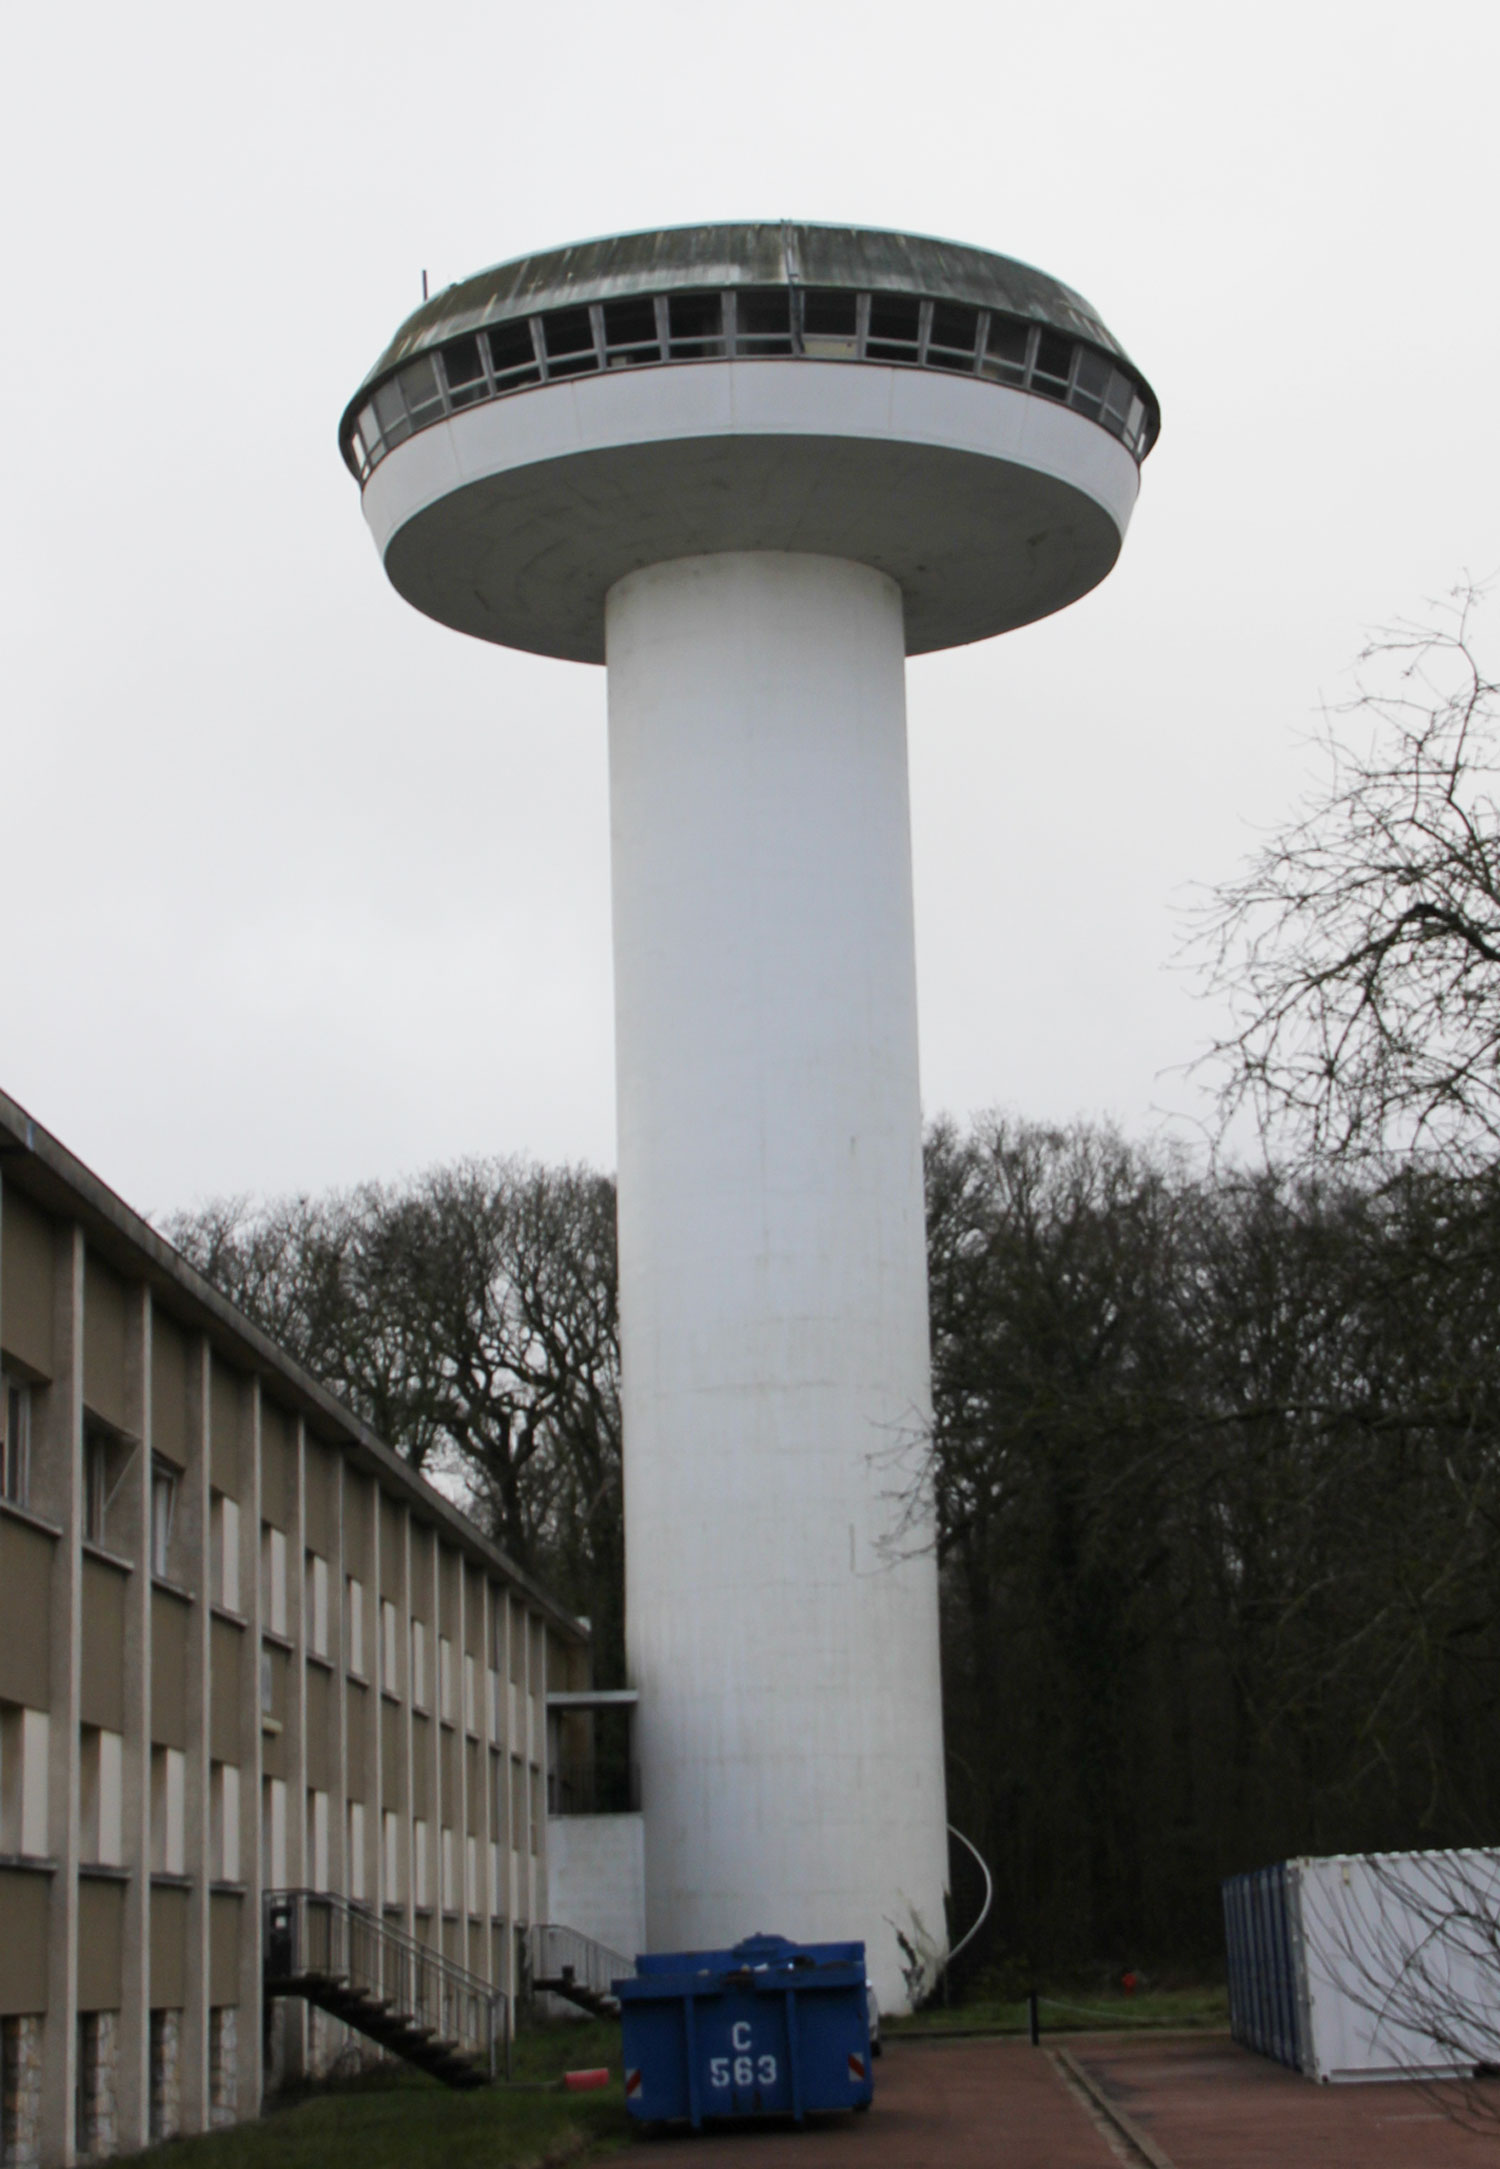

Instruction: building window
[382,1808,399,1905]
[510,1756,525,1856]
[1,1378,30,1507]
[262,1776,287,1889]
[410,1619,427,1710]
[412,1818,430,1909]
[260,1525,287,1636]
[801,288,859,359]
[79,1726,124,1867]
[735,288,794,355]
[149,1460,176,1578]
[348,1801,366,1903]
[210,1762,240,1882]
[307,1788,329,1893]
[83,1428,110,1547]
[305,1552,330,1660]
[439,1635,454,1723]
[490,1751,507,1852]
[211,1493,240,1613]
[0,1702,49,1856]
[150,1746,185,1876]
[441,1824,455,1912]
[381,1600,398,1694]
[601,294,660,368]
[465,1832,478,1917]
[344,283,1159,488]
[529,1766,542,1856]
[464,1651,478,1736]
[346,1576,365,1676]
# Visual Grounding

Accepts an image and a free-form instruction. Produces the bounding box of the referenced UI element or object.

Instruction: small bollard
[562,2068,611,2092]
[1028,1990,1040,2046]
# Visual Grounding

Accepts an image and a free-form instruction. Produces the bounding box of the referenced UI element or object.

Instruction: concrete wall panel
[77,1879,124,2011]
[150,1589,189,1750]
[209,1361,246,1497]
[258,1407,292,1530]
[547,1813,646,1966]
[305,1669,332,1792]
[1,1188,55,1379]
[380,1698,401,1785]
[345,1682,368,1788]
[81,1556,127,1732]
[83,1256,128,1431]
[151,1315,189,1470]
[209,1894,241,2008]
[150,1884,188,2009]
[411,1716,431,1817]
[342,1471,371,1561]
[0,1518,53,1709]
[209,1618,242,1765]
[379,1499,402,1598]
[304,1442,335,1557]
[0,1872,49,2010]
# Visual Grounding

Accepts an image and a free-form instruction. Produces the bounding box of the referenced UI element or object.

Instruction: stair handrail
[264,1888,509,2076]
[527,1921,633,2002]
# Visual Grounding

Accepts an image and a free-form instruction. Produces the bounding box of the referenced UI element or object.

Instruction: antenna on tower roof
[421,269,429,302]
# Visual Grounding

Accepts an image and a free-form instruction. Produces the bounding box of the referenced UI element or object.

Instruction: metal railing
[264,1889,509,2077]
[527,1922,633,2006]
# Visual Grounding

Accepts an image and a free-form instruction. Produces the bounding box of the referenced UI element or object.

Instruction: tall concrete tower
[340,224,1158,2011]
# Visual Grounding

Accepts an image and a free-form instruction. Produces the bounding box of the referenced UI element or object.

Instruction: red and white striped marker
[848,2052,867,2083]
[624,2068,643,2099]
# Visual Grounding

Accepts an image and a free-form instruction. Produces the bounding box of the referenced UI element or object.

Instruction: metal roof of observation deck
[354,221,1148,394]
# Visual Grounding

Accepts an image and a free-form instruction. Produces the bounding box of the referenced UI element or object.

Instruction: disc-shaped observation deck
[340,222,1159,662]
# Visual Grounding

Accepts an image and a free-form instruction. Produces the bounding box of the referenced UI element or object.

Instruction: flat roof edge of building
[0,1084,589,1641]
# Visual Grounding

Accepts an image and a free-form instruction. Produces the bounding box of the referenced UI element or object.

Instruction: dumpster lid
[617,1932,868,1999]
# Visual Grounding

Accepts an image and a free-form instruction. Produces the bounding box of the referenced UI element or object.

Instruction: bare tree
[167,1160,624,1677]
[1196,583,1500,1165]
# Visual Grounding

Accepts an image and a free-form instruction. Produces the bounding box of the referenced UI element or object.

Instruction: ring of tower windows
[343,287,1156,483]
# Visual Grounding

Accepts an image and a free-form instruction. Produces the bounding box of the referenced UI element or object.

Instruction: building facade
[0,1090,589,2167]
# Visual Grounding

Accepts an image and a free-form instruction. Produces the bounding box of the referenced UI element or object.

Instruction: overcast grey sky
[3,0,1496,1217]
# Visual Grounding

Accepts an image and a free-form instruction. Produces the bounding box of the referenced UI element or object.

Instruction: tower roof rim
[350,221,1144,400]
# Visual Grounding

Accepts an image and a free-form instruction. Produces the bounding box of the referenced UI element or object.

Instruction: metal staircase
[263,1890,508,2088]
[527,1922,633,2019]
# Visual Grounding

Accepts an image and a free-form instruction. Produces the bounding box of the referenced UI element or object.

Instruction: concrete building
[0,1088,592,2168]
[340,222,1159,2013]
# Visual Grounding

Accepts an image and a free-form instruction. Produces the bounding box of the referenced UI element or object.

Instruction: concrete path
[1069,2033,1500,2166]
[620,2036,1122,2165]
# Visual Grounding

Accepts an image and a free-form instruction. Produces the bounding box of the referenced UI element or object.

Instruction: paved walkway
[620,2036,1120,2166]
[1070,2032,1500,2166]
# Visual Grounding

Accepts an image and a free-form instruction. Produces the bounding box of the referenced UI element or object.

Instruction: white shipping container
[1224,1849,1500,2081]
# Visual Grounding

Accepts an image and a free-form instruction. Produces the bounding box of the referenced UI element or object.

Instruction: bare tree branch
[1191,582,1500,1166]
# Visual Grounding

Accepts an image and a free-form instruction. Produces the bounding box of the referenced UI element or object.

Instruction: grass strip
[115,2021,631,2169]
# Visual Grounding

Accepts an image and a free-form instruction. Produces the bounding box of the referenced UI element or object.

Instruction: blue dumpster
[614,1932,874,2128]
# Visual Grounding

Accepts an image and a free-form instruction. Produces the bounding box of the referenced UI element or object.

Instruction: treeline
[169,1118,1500,1974]
[928,1118,1500,1975]
[170,1163,625,1680]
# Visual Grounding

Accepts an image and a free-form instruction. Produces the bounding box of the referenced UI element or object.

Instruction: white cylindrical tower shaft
[607,551,948,2011]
